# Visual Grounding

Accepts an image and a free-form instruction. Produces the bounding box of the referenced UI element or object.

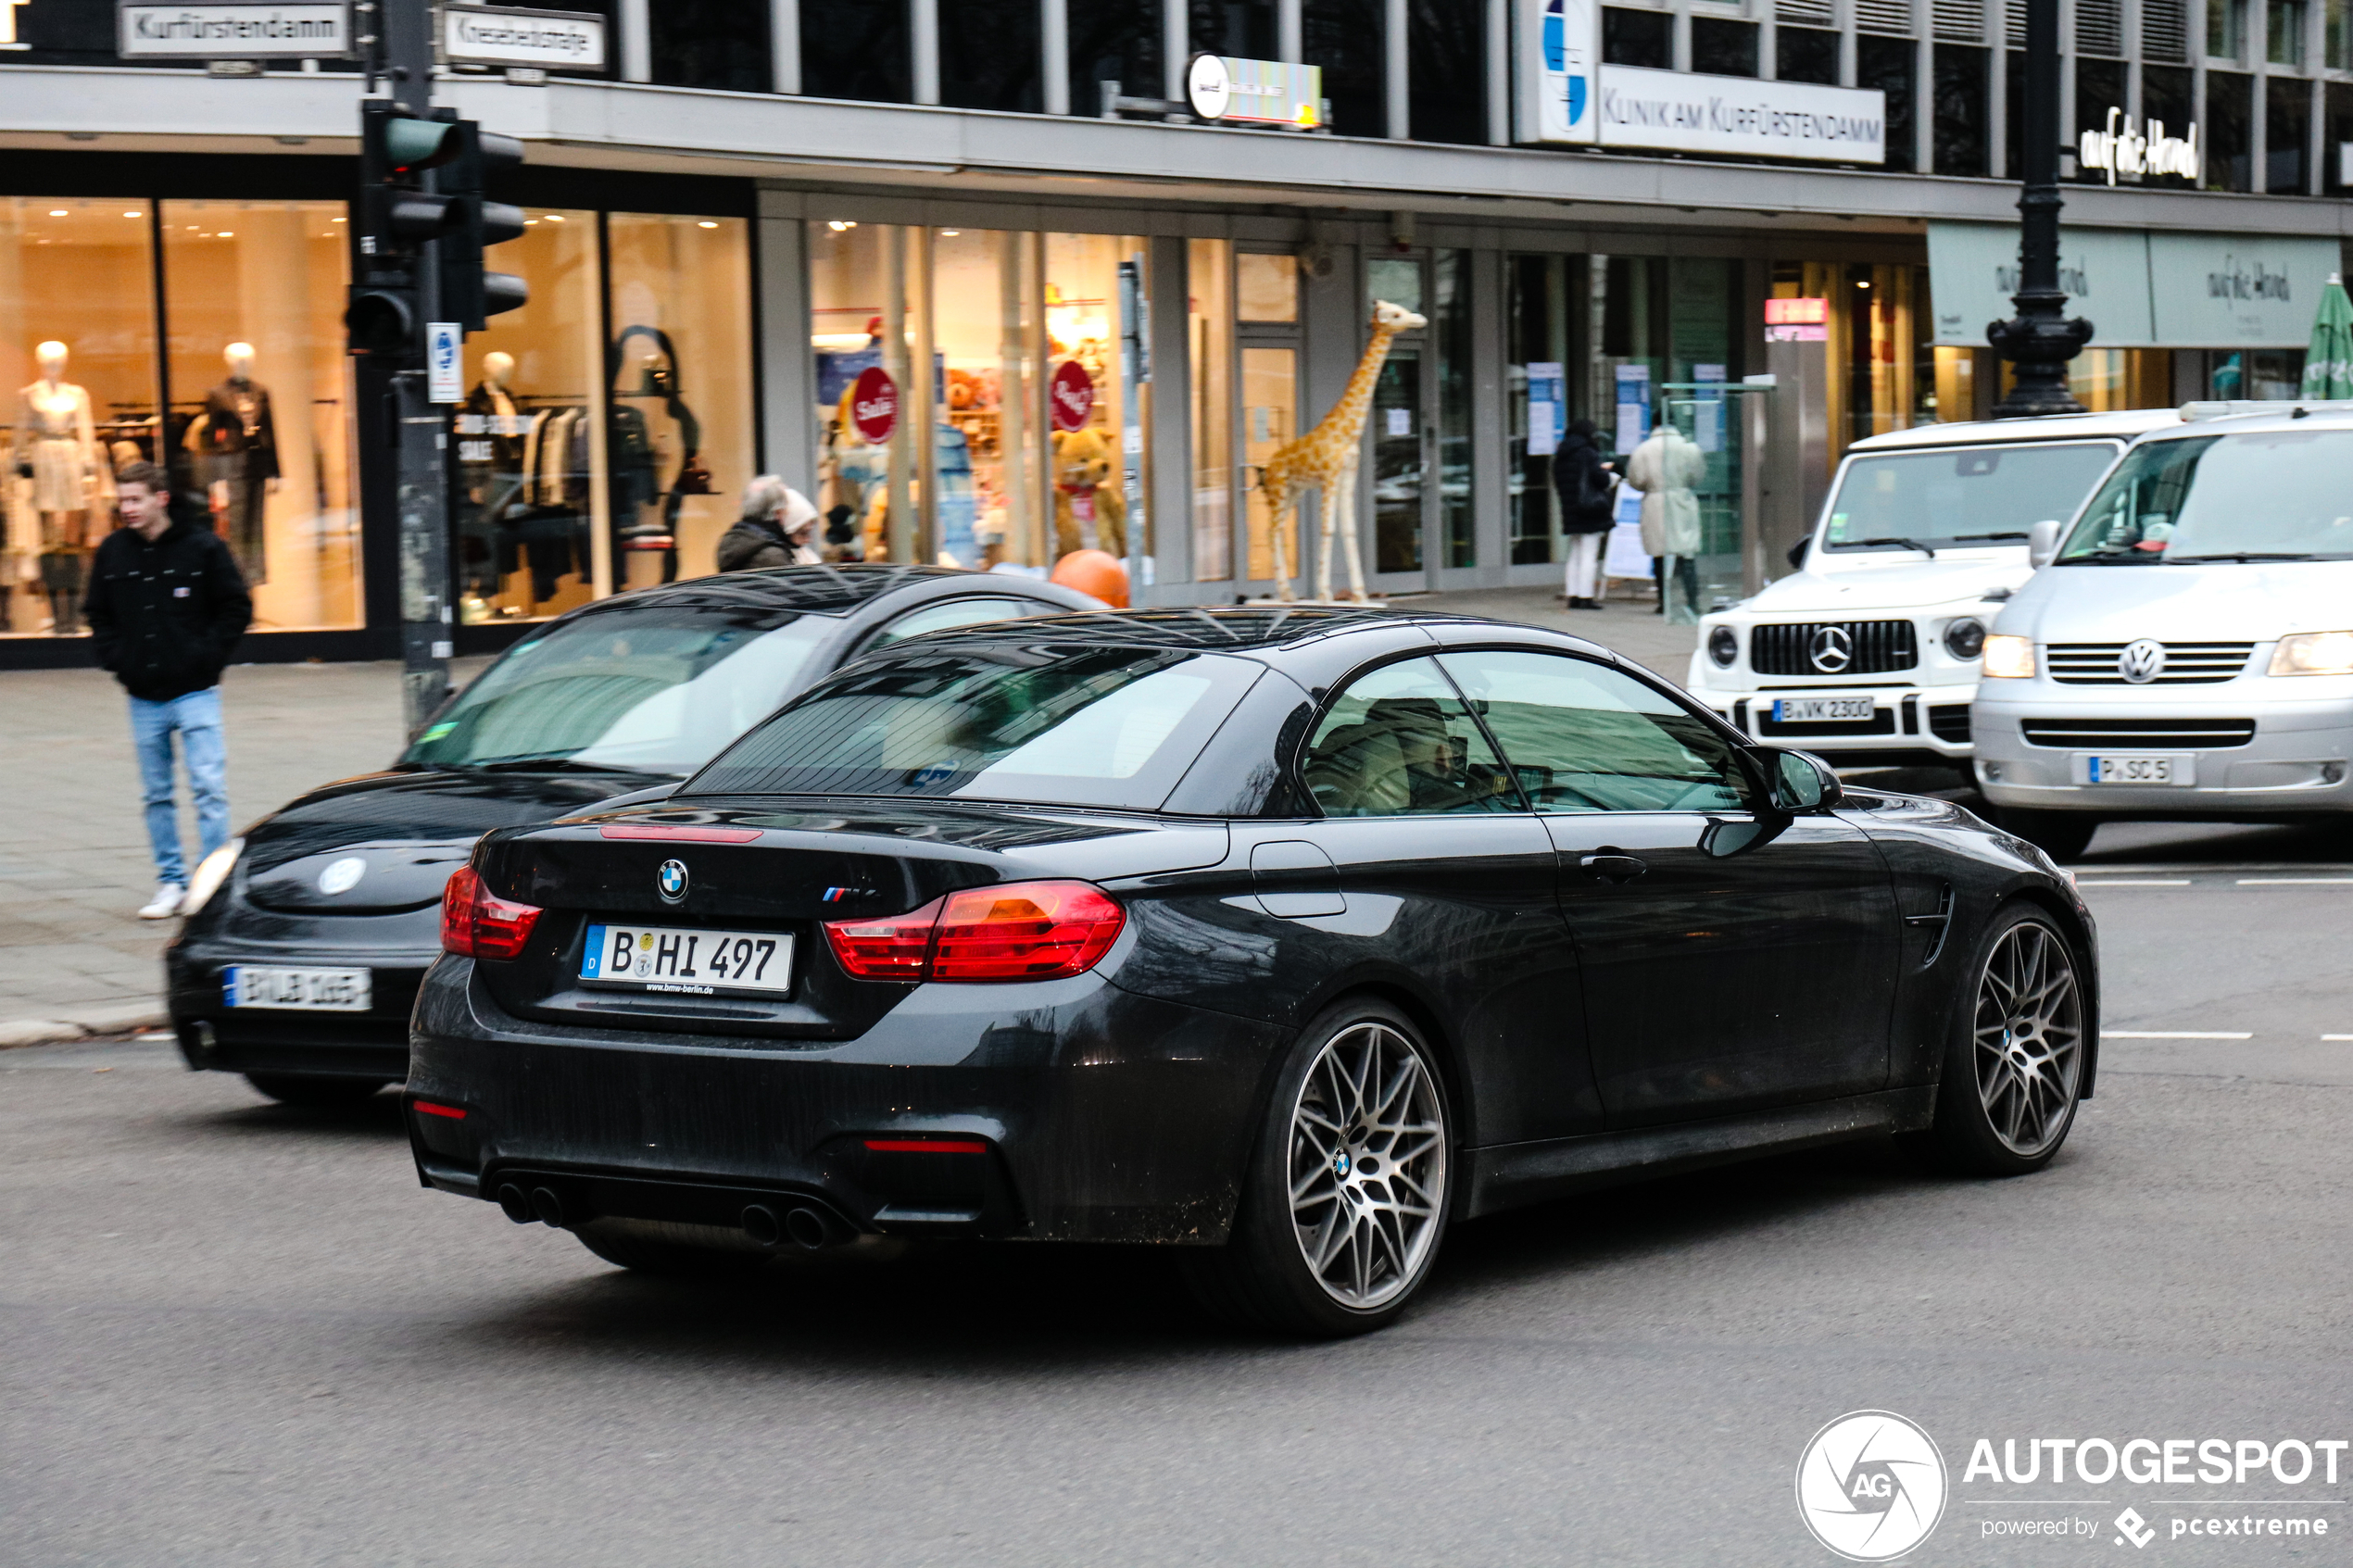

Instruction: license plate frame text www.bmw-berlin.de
[581,923,796,997]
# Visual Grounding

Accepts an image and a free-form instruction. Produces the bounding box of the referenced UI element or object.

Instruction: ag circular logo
[1794,1410,1947,1562]
[656,859,689,904]
[1808,624,1855,673]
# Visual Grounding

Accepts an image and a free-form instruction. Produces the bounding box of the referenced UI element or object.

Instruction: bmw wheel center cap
[657,859,689,903]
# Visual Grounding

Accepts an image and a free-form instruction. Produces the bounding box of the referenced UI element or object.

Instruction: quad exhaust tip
[496,1182,567,1228]
[742,1202,845,1251]
[496,1183,533,1224]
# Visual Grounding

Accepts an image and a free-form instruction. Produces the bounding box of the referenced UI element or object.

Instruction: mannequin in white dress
[13,341,103,633]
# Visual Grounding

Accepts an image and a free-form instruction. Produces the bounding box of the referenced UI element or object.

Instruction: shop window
[452,209,603,623]
[160,201,360,635]
[2206,71,2254,190]
[1506,253,1568,568]
[1777,26,1841,85]
[2208,349,2306,400]
[606,215,755,589]
[1603,8,1671,69]
[802,0,912,103]
[1238,252,1299,322]
[1931,346,1979,423]
[651,0,771,93]
[1932,45,1987,175]
[942,0,1044,112]
[2267,77,2311,193]
[2071,58,2125,183]
[1408,0,1490,144]
[1191,0,1277,61]
[1,200,158,638]
[1434,250,1473,569]
[1241,347,1298,580]
[1070,0,1163,115]
[1189,239,1234,583]
[2327,82,2353,195]
[1856,35,1915,172]
[1306,0,1388,137]
[1691,18,1758,77]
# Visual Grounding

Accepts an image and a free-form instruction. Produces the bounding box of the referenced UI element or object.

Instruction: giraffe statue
[1258,297,1428,602]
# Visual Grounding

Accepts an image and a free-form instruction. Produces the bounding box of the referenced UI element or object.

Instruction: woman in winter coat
[1625,424,1705,618]
[1550,418,1617,609]
[716,475,824,571]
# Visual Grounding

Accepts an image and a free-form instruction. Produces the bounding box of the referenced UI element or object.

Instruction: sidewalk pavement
[0,595,1692,1043]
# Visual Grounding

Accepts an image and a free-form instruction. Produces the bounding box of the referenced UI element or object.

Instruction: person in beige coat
[1625,423,1705,618]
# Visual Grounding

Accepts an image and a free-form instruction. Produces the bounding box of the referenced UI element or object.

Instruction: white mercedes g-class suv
[1689,409,2180,769]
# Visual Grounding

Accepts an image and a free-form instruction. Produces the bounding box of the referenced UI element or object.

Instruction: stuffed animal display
[1051,426,1125,559]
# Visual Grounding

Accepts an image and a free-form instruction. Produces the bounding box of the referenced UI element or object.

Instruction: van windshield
[2057,431,2353,563]
[1822,441,2120,554]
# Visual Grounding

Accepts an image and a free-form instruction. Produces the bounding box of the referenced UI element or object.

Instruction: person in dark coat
[1551,419,1617,610]
[716,475,823,571]
[82,461,252,918]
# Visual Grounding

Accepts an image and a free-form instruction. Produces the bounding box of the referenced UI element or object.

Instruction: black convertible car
[408,607,2097,1335]
[166,565,1099,1103]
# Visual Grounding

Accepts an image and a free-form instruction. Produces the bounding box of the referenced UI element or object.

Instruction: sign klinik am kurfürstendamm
[1515,0,1885,164]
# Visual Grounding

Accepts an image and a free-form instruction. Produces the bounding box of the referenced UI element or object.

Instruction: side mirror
[1786,536,1811,571]
[2027,518,2062,569]
[1767,747,1843,812]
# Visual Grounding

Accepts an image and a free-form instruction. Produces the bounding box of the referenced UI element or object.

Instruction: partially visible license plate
[1772,696,1876,723]
[224,965,371,1011]
[583,923,795,997]
[2076,753,2193,786]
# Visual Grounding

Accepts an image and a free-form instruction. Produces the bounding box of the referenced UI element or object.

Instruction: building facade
[3,0,2349,664]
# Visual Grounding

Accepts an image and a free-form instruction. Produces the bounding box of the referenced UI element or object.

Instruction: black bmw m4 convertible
[409,607,2098,1336]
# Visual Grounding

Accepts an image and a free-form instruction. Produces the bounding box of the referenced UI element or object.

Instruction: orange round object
[1051,548,1128,608]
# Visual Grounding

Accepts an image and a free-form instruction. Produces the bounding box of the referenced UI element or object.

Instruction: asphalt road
[5,821,2350,1567]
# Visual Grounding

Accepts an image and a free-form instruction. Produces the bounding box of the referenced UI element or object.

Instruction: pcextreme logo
[1796,1411,1949,1561]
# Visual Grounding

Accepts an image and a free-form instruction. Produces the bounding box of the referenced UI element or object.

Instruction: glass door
[1370,346,1425,579]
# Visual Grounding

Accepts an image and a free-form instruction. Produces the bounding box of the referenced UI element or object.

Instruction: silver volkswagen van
[1975,405,2353,857]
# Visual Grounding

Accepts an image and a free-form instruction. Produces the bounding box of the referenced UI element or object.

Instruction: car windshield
[2057,430,2353,563]
[685,643,1263,811]
[400,607,837,776]
[1821,441,2120,553]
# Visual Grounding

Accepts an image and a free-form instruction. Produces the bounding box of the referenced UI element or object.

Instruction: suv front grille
[2046,642,2254,684]
[2020,718,2258,748]
[1750,621,1919,676]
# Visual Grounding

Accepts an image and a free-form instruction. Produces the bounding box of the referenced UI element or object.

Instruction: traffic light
[346,102,466,359]
[433,120,529,332]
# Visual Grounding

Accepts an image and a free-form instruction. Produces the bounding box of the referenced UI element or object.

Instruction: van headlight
[182,838,244,915]
[1944,618,1987,659]
[1707,625,1740,667]
[2269,631,2353,676]
[1981,634,2035,679]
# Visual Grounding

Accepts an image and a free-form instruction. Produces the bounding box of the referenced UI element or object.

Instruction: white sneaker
[139,884,187,920]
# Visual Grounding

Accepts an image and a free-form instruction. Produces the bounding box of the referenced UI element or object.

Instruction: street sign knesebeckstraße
[442,4,606,71]
[117,1,353,59]
[1928,221,2346,347]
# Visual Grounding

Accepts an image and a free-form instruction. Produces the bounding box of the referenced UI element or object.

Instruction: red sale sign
[850,366,899,443]
[1050,359,1095,433]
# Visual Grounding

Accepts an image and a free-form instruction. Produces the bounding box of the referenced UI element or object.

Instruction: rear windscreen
[685,644,1264,811]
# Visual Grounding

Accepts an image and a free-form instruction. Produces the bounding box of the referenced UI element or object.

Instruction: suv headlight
[2270,631,2353,676]
[182,837,244,916]
[1944,618,1986,660]
[1981,634,2035,679]
[1707,625,1740,667]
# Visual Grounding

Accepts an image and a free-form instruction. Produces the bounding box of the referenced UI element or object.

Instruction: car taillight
[823,880,1124,984]
[439,864,542,960]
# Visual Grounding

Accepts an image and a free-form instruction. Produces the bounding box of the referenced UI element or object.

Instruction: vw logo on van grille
[656,859,689,903]
[1807,625,1855,673]
[2118,639,2167,684]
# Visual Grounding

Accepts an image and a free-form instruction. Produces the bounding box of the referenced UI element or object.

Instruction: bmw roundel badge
[657,859,689,903]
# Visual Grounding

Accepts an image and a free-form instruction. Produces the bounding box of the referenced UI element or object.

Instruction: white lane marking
[2236,877,2353,885]
[2105,1031,2255,1039]
[2076,879,2192,886]
[2323,1035,2353,1042]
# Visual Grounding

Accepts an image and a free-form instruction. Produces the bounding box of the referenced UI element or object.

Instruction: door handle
[1579,852,1648,884]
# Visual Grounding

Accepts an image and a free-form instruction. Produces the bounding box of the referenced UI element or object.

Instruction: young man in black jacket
[82,462,252,918]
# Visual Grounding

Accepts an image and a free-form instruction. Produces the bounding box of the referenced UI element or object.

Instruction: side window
[1436,649,1749,814]
[860,596,1041,654]
[1303,657,1523,817]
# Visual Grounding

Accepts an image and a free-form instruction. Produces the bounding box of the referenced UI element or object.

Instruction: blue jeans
[129,687,229,886]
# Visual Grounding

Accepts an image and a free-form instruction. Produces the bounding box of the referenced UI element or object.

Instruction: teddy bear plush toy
[1051,425,1125,559]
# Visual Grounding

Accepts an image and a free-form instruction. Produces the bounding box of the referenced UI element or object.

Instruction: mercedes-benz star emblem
[656,859,689,903]
[2118,638,2166,684]
[1808,625,1855,673]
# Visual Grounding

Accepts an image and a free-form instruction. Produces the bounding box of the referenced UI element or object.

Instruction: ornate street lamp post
[1988,0,2093,417]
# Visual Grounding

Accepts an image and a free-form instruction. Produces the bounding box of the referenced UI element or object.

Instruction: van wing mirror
[2028,519,2062,568]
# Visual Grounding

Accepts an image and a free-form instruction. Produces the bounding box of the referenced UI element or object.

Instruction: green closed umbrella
[2300,271,2353,400]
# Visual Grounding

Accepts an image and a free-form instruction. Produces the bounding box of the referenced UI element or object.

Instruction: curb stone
[0,1005,170,1049]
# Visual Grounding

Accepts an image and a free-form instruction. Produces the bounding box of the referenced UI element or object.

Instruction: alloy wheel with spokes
[1287,1022,1449,1311]
[1971,919,2083,1159]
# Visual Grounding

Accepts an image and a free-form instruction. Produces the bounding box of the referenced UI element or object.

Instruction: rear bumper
[166,937,428,1082]
[406,957,1284,1246]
